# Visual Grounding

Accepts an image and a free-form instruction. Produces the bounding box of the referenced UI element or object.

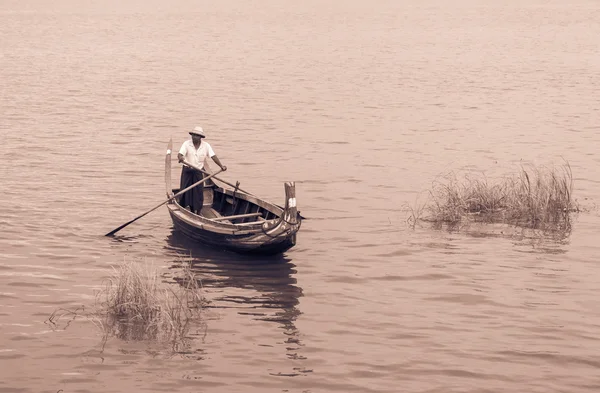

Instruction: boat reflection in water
[164,230,306,363]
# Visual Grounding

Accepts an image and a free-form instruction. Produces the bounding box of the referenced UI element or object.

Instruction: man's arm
[211,156,227,171]
[178,141,188,163]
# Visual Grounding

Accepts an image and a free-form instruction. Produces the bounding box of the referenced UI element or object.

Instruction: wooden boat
[164,139,302,255]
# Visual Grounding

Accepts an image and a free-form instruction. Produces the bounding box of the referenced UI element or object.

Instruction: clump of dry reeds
[419,163,579,230]
[46,258,204,352]
[97,259,204,345]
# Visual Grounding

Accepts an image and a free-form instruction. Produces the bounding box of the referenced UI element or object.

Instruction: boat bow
[261,182,301,241]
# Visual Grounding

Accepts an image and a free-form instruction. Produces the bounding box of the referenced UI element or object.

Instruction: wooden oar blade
[105,218,137,237]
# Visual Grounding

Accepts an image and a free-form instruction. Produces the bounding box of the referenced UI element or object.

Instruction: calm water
[2,0,600,391]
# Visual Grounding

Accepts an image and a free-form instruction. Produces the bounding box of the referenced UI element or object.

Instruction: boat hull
[167,204,298,255]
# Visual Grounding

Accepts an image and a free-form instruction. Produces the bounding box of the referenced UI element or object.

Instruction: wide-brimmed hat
[189,126,206,138]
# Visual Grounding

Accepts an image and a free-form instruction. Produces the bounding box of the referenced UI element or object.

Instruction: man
[177,126,227,214]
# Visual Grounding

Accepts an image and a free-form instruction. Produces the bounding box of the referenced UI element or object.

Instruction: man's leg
[179,167,192,209]
[193,171,204,214]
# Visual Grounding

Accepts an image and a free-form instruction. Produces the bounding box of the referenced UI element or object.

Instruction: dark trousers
[179,167,204,213]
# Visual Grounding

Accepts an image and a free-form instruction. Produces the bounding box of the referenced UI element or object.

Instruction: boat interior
[172,183,281,226]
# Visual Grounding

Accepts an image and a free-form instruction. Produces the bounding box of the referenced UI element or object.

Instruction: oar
[105,169,224,236]
[182,160,307,219]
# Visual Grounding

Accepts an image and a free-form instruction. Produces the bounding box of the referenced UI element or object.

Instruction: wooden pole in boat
[182,160,255,195]
[105,169,224,236]
[181,160,307,220]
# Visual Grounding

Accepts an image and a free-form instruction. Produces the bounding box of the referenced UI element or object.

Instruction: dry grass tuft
[46,258,204,352]
[419,163,579,231]
[97,259,204,345]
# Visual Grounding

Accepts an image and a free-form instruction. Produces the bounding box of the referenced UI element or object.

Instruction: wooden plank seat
[211,212,263,222]
[236,219,268,227]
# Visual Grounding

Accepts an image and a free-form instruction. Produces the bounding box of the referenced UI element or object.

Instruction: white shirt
[179,140,216,169]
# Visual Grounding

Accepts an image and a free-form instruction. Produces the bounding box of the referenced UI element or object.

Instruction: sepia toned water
[2,0,600,391]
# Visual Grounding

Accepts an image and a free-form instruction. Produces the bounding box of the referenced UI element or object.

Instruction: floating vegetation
[46,258,205,352]
[409,163,579,232]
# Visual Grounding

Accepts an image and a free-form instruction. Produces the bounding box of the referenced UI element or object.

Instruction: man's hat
[189,126,206,138]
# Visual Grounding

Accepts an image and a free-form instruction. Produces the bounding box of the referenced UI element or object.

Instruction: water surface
[1,0,600,392]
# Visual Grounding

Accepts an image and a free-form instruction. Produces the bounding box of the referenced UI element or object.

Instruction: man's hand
[221,165,227,171]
